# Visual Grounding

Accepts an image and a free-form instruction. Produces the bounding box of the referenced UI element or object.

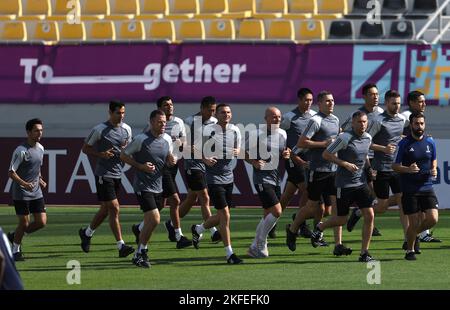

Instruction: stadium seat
[296,20,325,41]
[0,0,21,21]
[345,0,373,19]
[137,0,166,20]
[389,20,415,39]
[178,19,205,40]
[196,0,227,19]
[315,0,348,19]
[359,20,385,39]
[254,0,287,19]
[166,0,199,19]
[206,19,235,39]
[31,21,59,43]
[19,0,51,21]
[148,19,175,41]
[118,20,145,40]
[283,0,315,19]
[238,19,264,40]
[267,19,294,40]
[329,20,354,39]
[80,0,109,20]
[0,21,27,41]
[47,0,81,22]
[222,0,254,19]
[108,0,139,20]
[88,20,116,40]
[382,0,408,19]
[406,0,438,19]
[59,21,86,41]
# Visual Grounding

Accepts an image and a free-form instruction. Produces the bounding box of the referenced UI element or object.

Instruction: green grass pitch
[1,205,449,290]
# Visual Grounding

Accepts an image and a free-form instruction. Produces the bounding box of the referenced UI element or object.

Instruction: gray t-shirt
[143,115,186,141]
[204,123,241,185]
[368,111,407,171]
[246,127,287,186]
[85,121,132,179]
[184,114,218,173]
[9,142,44,201]
[302,112,340,172]
[327,131,372,188]
[123,132,172,194]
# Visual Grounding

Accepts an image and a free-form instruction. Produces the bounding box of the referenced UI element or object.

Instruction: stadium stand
[136,0,166,20]
[197,0,227,19]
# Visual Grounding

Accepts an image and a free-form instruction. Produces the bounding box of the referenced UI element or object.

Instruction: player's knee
[170,195,181,207]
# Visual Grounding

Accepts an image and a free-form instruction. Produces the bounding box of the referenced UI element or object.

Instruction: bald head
[265,107,282,128]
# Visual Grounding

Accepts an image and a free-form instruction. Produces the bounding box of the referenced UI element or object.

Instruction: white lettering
[65,152,96,193]
[194,56,212,82]
[162,63,179,83]
[180,58,194,83]
[44,149,67,193]
[213,63,231,83]
[20,58,38,84]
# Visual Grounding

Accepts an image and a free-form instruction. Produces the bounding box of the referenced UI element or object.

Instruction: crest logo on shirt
[24,151,32,161]
[426,145,431,153]
[409,147,414,152]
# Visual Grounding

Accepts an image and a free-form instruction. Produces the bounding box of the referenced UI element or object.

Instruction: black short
[14,198,46,216]
[186,169,207,191]
[373,171,401,199]
[401,190,439,215]
[365,159,374,182]
[336,185,373,216]
[208,183,233,210]
[136,191,163,213]
[95,176,121,202]
[162,167,178,198]
[285,159,306,185]
[320,193,332,206]
[307,171,337,201]
[255,184,281,209]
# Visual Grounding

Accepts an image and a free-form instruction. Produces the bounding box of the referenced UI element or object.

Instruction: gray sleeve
[367,118,382,137]
[85,126,102,146]
[341,116,352,131]
[326,133,349,154]
[280,112,292,130]
[302,118,320,139]
[9,147,25,172]
[123,135,144,156]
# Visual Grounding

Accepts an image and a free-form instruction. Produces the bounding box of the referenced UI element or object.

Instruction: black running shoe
[227,253,243,264]
[285,224,297,252]
[317,237,329,247]
[402,241,407,250]
[7,231,14,244]
[132,249,150,268]
[372,227,382,236]
[414,237,421,254]
[118,244,135,258]
[13,252,24,262]
[176,236,192,249]
[298,222,312,238]
[211,230,222,243]
[419,233,442,243]
[165,220,177,242]
[78,228,91,253]
[405,251,417,261]
[132,224,140,245]
[191,225,201,249]
[310,227,323,248]
[346,208,361,232]
[358,252,375,262]
[333,244,353,256]
[268,224,277,239]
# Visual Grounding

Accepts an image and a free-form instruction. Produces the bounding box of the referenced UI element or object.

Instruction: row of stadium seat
[0,18,417,43]
[0,0,440,22]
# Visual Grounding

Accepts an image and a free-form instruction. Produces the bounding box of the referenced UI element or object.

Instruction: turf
[1,205,449,290]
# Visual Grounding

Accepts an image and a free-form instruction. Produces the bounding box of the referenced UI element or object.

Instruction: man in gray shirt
[191,104,243,264]
[246,107,290,258]
[7,118,47,261]
[79,101,135,258]
[121,110,174,268]
[315,111,376,262]
[286,91,351,256]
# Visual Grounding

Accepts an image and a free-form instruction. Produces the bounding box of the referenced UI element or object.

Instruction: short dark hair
[157,96,172,108]
[297,88,313,100]
[317,91,332,103]
[384,90,401,101]
[26,118,43,132]
[200,96,217,109]
[216,103,230,113]
[150,109,166,120]
[109,100,125,112]
[407,90,425,107]
[352,110,367,120]
[362,83,378,96]
[409,112,425,124]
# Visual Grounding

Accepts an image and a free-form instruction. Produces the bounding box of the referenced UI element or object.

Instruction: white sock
[225,245,233,258]
[251,218,265,248]
[210,227,217,235]
[175,228,182,241]
[260,214,278,242]
[12,243,20,254]
[117,240,125,250]
[419,230,430,238]
[355,209,362,217]
[196,224,206,234]
[137,244,147,253]
[138,221,144,231]
[85,226,95,237]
